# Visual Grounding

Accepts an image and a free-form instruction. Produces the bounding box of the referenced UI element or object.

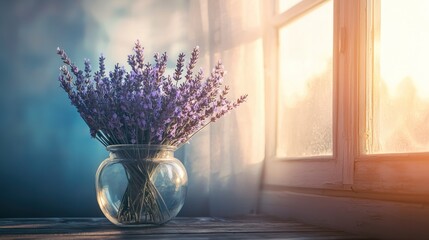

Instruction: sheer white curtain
[82,0,265,216]
[181,0,265,216]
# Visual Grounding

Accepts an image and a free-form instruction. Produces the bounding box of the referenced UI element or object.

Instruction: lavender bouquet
[56,41,247,224]
[57,41,246,147]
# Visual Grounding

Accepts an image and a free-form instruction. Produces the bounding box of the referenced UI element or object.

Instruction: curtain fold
[182,0,265,216]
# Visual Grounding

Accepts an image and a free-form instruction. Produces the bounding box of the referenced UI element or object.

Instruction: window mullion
[336,0,365,185]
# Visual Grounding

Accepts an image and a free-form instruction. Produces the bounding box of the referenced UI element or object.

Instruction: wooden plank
[0,216,372,240]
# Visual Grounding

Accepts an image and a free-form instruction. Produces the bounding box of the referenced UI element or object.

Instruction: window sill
[262,184,429,205]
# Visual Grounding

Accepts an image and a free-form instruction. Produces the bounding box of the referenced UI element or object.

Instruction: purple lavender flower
[56,41,247,147]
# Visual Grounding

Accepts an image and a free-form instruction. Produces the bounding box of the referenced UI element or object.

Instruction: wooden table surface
[0,215,374,239]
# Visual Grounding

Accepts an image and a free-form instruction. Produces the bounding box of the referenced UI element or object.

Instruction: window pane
[276,0,333,158]
[370,0,429,153]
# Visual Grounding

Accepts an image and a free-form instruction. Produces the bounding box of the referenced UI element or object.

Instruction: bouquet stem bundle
[116,150,169,224]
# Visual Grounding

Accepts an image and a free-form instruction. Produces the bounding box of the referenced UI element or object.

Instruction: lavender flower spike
[56,40,247,147]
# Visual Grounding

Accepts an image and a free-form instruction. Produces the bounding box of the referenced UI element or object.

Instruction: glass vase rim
[106,144,177,152]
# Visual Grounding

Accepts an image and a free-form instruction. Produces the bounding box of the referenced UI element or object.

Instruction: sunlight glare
[278,1,333,106]
[371,0,429,153]
[380,0,429,99]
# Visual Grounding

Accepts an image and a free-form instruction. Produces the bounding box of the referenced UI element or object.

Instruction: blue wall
[0,0,191,217]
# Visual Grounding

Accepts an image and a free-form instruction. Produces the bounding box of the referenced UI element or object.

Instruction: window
[263,0,343,187]
[264,0,429,197]
[276,0,333,158]
[368,0,429,154]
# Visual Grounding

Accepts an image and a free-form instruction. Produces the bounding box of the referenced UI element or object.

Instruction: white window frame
[263,0,429,201]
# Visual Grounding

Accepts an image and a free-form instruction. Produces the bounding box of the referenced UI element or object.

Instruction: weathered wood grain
[0,216,373,239]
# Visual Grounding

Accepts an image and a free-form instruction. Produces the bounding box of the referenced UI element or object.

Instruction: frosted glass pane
[370,0,429,153]
[276,1,333,158]
[278,0,302,13]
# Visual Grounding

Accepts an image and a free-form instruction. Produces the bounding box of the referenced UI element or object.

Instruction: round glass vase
[95,144,188,227]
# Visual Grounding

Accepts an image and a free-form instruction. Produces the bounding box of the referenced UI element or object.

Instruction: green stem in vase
[117,160,170,224]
